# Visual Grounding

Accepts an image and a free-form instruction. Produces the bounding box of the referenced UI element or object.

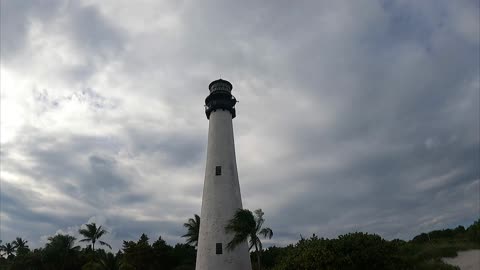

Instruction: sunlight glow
[0,68,28,144]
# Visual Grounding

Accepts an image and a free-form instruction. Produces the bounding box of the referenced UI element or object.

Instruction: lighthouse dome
[208,79,233,93]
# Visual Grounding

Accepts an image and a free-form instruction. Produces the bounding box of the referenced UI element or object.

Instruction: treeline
[260,219,479,270]
[0,219,478,270]
[0,233,196,270]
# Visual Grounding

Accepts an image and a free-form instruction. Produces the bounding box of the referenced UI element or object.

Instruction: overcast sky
[1,0,479,251]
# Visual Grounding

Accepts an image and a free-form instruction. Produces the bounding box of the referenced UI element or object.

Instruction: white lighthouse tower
[195,79,252,270]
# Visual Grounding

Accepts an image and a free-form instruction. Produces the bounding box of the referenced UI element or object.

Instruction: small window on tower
[215,166,222,175]
[216,243,223,254]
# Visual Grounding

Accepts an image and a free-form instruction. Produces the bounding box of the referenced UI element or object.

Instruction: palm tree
[45,234,80,252]
[44,234,80,270]
[12,237,29,255]
[12,237,28,248]
[225,209,273,270]
[79,223,112,251]
[0,242,16,258]
[182,214,200,246]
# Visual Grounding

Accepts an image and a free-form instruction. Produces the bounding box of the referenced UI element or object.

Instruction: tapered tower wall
[195,80,252,270]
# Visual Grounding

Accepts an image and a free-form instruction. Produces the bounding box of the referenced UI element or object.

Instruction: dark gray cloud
[1,0,478,251]
[125,128,205,167]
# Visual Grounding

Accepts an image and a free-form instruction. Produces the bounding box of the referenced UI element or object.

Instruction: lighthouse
[195,79,252,270]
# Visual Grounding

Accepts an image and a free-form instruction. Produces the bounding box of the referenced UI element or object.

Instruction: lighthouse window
[215,166,222,175]
[216,243,223,254]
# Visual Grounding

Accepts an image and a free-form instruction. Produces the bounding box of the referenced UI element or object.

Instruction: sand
[443,250,480,270]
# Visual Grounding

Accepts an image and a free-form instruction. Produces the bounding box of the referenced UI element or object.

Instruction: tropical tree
[122,234,153,269]
[0,242,16,258]
[12,237,29,255]
[182,214,200,246]
[79,223,112,251]
[43,234,81,270]
[225,209,273,270]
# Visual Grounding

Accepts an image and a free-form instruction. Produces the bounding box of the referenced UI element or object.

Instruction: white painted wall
[195,109,252,270]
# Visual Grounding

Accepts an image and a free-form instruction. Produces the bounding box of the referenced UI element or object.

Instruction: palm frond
[249,236,259,251]
[257,237,263,251]
[87,223,97,230]
[78,228,92,238]
[226,232,249,251]
[78,222,111,250]
[225,209,257,251]
[181,232,193,238]
[225,209,256,234]
[248,240,255,251]
[182,214,200,246]
[259,227,273,239]
[99,241,112,249]
[254,209,265,232]
[96,229,107,239]
[13,237,28,248]
[183,221,194,229]
[185,237,197,245]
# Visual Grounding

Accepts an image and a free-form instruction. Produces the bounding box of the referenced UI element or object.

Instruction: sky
[0,0,479,251]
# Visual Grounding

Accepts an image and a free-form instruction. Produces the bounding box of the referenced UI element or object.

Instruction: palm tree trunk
[254,243,261,270]
[92,241,95,252]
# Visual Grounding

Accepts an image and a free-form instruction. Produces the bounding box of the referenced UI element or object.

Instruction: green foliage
[0,231,195,270]
[8,249,42,270]
[120,233,194,270]
[121,234,154,269]
[273,236,335,270]
[43,234,82,270]
[79,223,112,252]
[466,218,480,242]
[225,208,274,270]
[98,251,120,270]
[0,218,477,270]
[270,221,480,270]
[225,209,257,251]
[82,261,103,270]
[0,243,16,259]
[172,244,196,270]
[182,214,200,246]
[12,238,29,256]
[412,218,480,245]
[118,263,135,270]
[255,246,287,269]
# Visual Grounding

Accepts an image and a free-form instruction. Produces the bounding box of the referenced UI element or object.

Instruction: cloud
[1,0,478,250]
